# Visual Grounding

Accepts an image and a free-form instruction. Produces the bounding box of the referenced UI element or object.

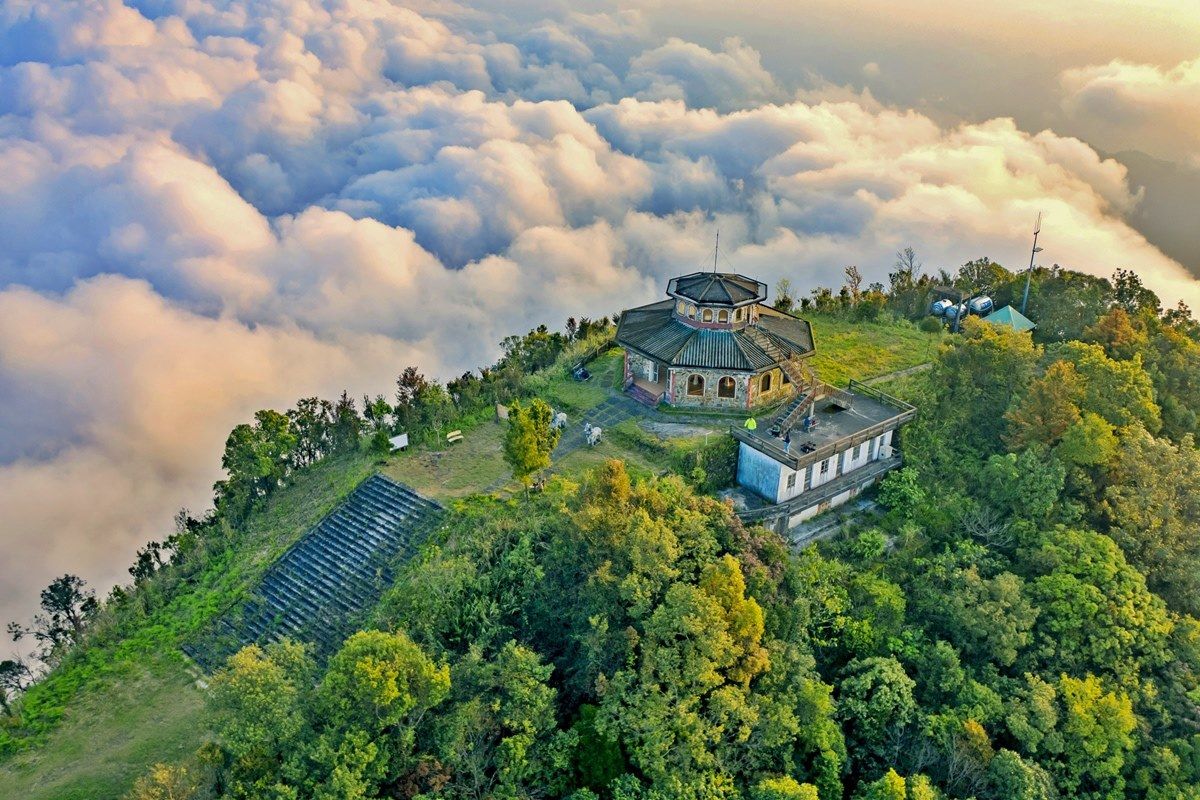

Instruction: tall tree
[1112,268,1162,316]
[214,409,297,520]
[0,658,32,714]
[9,574,99,659]
[1004,361,1083,451]
[931,317,1040,454]
[1050,342,1161,432]
[434,641,573,800]
[776,278,795,312]
[206,640,313,796]
[836,657,917,776]
[503,399,560,489]
[598,557,770,787]
[287,396,334,468]
[329,390,363,453]
[1102,427,1200,615]
[844,266,864,305]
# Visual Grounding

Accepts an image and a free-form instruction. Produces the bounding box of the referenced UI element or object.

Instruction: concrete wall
[778,463,808,503]
[809,453,840,489]
[737,441,784,502]
[842,439,873,474]
[787,486,861,527]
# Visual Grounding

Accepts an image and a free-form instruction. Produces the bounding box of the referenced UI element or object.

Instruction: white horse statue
[584,421,602,446]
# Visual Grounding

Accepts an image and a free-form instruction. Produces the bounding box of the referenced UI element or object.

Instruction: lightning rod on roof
[713,229,720,273]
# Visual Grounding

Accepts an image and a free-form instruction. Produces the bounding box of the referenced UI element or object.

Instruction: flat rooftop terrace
[735,380,916,469]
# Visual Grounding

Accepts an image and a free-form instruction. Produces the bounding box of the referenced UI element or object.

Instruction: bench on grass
[446,429,464,444]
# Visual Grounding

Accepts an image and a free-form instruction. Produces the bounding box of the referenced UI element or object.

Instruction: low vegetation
[9,252,1200,798]
[805,313,942,387]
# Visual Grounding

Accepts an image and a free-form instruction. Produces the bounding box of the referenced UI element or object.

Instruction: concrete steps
[184,474,442,670]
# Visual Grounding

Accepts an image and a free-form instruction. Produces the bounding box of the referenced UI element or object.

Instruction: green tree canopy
[503,398,561,487]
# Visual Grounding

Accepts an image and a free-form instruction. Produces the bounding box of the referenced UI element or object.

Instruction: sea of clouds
[2,0,1199,635]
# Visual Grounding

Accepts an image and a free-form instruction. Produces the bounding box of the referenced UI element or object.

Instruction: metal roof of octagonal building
[667,272,767,306]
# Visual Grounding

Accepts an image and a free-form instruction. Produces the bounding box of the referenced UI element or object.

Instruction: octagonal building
[616,271,815,409]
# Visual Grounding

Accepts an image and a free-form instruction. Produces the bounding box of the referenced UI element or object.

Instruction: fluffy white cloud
[1061,57,1200,164]
[2,0,1200,636]
[628,36,784,110]
[0,276,400,618]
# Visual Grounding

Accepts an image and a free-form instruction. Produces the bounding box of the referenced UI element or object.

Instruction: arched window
[718,309,729,323]
[702,308,713,322]
[761,372,773,392]
[718,376,735,398]
[735,308,744,322]
[676,300,686,315]
[688,305,697,318]
[687,374,705,396]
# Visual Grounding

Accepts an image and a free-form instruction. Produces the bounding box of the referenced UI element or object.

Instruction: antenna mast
[713,230,720,273]
[1020,212,1043,315]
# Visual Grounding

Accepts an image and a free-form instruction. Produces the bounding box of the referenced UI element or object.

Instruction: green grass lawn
[555,424,664,477]
[806,313,943,386]
[0,656,204,800]
[382,421,515,498]
[526,347,624,412]
[869,366,935,404]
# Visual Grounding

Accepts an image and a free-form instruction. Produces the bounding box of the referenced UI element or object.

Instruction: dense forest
[7,256,1200,800]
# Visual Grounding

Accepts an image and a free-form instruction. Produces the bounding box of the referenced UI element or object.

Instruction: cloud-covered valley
[2,0,1199,632]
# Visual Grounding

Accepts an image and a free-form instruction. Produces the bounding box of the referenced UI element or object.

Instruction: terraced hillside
[187,474,442,669]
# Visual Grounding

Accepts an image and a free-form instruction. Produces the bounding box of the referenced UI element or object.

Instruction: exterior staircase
[743,326,817,434]
[744,326,815,387]
[774,389,815,433]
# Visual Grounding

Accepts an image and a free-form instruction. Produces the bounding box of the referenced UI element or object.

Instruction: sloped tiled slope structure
[186,474,442,670]
[617,299,814,371]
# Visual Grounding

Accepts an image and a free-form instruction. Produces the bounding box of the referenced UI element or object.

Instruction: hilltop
[0,303,936,798]
[5,260,1200,800]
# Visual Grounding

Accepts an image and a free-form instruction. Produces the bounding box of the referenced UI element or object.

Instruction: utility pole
[953,287,968,334]
[1021,213,1043,315]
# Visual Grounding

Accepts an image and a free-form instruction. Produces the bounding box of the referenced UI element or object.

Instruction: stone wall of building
[746,365,793,407]
[666,365,799,410]
[666,367,752,409]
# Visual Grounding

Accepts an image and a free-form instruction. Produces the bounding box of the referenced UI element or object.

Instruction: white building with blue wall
[733,379,916,532]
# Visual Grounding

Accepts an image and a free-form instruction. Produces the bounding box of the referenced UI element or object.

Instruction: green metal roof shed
[985,305,1036,332]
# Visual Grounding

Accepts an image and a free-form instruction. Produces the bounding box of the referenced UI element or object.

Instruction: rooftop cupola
[667,271,768,328]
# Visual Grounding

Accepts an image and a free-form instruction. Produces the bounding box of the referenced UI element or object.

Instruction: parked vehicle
[929,298,953,316]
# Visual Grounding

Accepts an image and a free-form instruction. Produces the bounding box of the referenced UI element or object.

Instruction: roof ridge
[730,328,761,362]
[666,320,699,361]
